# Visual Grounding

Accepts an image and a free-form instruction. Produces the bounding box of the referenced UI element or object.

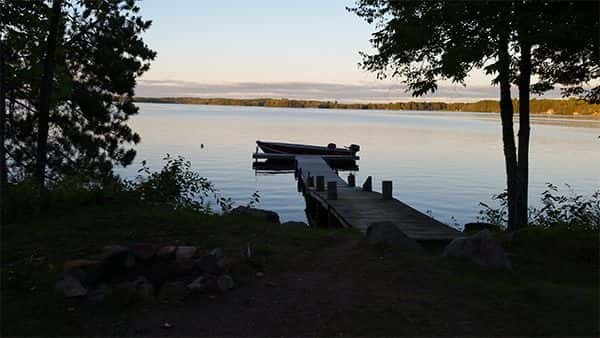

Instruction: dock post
[327,181,338,200]
[307,175,314,187]
[348,173,355,187]
[382,180,393,200]
[362,176,372,192]
[316,176,325,191]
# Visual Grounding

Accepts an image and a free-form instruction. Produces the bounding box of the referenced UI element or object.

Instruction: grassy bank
[2,197,598,336]
[133,97,600,116]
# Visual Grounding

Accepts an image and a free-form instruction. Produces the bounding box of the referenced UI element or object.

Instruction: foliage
[478,183,600,231]
[1,0,156,181]
[5,154,261,222]
[135,97,600,115]
[131,154,234,213]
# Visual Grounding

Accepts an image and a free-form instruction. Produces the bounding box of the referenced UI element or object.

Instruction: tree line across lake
[134,97,600,116]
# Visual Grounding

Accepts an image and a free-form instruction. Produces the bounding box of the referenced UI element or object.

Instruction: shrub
[478,183,600,231]
[130,154,233,213]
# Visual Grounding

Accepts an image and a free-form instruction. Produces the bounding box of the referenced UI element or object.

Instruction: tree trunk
[516,40,532,228]
[498,25,519,231]
[35,0,62,189]
[0,40,7,225]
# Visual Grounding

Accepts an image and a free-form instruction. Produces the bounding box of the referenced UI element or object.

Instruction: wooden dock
[293,155,460,242]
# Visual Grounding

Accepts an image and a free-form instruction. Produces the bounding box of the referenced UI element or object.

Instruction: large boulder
[56,275,87,297]
[229,206,280,224]
[128,243,158,262]
[62,259,102,285]
[282,221,308,228]
[366,222,423,252]
[443,229,511,269]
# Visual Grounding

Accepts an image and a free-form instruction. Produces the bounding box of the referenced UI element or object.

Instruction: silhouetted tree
[349,0,599,230]
[2,0,156,189]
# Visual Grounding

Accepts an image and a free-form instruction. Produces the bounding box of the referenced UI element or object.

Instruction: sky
[135,0,556,102]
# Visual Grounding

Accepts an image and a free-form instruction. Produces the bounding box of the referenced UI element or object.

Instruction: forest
[134,97,600,115]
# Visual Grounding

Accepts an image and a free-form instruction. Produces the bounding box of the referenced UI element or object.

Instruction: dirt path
[124,239,364,336]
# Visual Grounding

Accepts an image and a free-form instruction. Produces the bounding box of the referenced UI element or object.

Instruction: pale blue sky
[136,0,532,101]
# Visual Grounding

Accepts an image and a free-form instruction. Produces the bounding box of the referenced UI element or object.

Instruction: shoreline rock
[229,206,280,224]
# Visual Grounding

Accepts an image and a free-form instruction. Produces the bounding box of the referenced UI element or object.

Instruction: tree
[2,0,156,189]
[349,0,599,230]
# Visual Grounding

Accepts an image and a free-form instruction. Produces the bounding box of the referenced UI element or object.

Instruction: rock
[101,245,136,273]
[172,258,195,275]
[230,206,280,224]
[129,243,158,262]
[256,272,264,278]
[158,281,189,303]
[87,283,112,304]
[156,245,177,259]
[282,221,308,228]
[194,254,221,275]
[443,229,511,269]
[210,248,224,260]
[62,259,102,285]
[56,275,87,297]
[186,276,206,293]
[101,245,129,259]
[463,222,498,234]
[175,246,197,261]
[216,275,235,292]
[133,276,155,302]
[366,222,423,252]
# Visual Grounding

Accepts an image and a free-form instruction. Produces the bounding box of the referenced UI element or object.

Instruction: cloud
[135,80,563,102]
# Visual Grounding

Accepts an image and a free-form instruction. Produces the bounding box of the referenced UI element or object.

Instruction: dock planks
[295,155,460,241]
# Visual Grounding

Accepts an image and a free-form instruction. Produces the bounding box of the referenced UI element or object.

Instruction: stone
[366,222,423,252]
[87,283,112,304]
[158,281,189,303]
[133,276,155,302]
[210,247,224,260]
[282,221,308,228]
[230,206,280,224]
[101,245,136,273]
[216,275,235,292]
[56,275,88,297]
[186,276,207,293]
[443,229,511,269]
[62,259,102,285]
[194,254,221,275]
[175,246,198,261]
[156,245,177,259]
[255,272,264,278]
[129,243,158,262]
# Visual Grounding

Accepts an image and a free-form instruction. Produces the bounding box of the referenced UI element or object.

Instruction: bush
[130,154,233,213]
[478,183,600,231]
[5,154,259,223]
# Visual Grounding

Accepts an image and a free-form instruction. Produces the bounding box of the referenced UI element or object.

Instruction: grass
[2,198,598,336]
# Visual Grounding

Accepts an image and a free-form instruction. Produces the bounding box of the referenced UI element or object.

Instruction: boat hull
[256,141,356,156]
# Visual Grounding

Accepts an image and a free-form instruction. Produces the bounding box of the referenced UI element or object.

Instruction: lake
[118,103,600,228]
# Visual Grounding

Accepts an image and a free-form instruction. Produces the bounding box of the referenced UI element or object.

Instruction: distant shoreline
[133,97,600,116]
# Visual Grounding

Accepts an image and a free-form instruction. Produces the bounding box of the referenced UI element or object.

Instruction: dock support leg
[382,180,393,200]
[316,176,325,191]
[348,173,355,187]
[362,176,372,192]
[327,181,338,200]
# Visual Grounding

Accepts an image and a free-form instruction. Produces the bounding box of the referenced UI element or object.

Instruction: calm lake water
[118,103,600,228]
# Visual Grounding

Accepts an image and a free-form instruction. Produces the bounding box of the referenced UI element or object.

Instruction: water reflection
[117,103,600,227]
